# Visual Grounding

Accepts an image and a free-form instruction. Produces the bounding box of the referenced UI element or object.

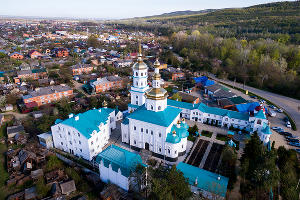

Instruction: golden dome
[153,72,161,80]
[145,87,168,100]
[102,100,107,107]
[133,58,148,70]
[154,59,160,68]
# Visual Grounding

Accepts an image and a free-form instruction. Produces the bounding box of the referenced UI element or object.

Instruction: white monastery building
[51,101,119,161]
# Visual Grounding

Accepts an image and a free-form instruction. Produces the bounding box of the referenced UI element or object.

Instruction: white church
[121,48,190,162]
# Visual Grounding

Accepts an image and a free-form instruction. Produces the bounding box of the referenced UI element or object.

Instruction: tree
[87,35,99,48]
[171,93,182,101]
[188,124,199,136]
[0,96,6,107]
[149,166,192,200]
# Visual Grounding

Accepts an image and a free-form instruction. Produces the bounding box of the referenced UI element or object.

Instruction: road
[209,75,300,134]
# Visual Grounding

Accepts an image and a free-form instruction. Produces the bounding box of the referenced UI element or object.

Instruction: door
[145,143,149,151]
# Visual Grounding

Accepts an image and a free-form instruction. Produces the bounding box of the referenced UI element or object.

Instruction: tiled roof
[177,162,229,197]
[56,108,115,139]
[22,85,72,99]
[127,105,181,127]
[95,145,145,177]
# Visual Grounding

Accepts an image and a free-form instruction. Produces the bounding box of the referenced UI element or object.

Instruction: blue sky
[0,0,295,19]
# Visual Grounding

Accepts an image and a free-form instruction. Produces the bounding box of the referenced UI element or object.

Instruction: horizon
[0,0,296,20]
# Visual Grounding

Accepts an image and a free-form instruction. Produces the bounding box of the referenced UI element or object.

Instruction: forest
[168,30,300,99]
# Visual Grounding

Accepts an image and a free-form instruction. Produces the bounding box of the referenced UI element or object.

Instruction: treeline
[143,1,300,44]
[170,31,300,99]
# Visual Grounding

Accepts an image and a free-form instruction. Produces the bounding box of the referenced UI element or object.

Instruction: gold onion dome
[102,100,108,107]
[154,58,160,68]
[145,88,168,100]
[133,41,148,70]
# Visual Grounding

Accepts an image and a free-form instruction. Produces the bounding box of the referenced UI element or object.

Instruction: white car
[271,127,282,130]
[286,121,291,128]
[277,108,283,113]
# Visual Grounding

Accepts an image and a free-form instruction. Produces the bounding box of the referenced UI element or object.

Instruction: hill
[124,1,300,43]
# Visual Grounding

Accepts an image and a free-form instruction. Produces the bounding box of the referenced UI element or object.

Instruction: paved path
[209,75,300,134]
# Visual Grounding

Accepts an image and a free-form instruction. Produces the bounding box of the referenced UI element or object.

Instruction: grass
[216,134,228,141]
[217,80,297,131]
[187,135,197,142]
[201,130,213,138]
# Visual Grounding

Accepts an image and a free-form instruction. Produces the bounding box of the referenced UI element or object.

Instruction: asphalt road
[209,76,300,134]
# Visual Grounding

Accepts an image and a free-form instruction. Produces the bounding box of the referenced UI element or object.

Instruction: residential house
[204,84,236,100]
[90,75,125,93]
[10,52,24,60]
[22,85,73,107]
[7,125,25,139]
[28,50,43,59]
[177,91,200,104]
[52,48,69,58]
[51,106,118,161]
[95,145,145,191]
[71,64,94,75]
[16,68,47,81]
[19,63,31,71]
[38,132,53,149]
[218,96,248,110]
[113,59,133,68]
[168,67,185,81]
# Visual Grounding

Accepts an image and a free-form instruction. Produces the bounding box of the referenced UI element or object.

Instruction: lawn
[201,130,213,138]
[216,134,228,141]
[0,143,9,199]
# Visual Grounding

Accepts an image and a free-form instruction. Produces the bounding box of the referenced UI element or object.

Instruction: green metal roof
[229,96,248,105]
[254,110,266,119]
[55,108,115,139]
[166,122,189,144]
[95,145,145,177]
[167,99,198,110]
[177,162,229,197]
[32,68,46,73]
[127,105,182,127]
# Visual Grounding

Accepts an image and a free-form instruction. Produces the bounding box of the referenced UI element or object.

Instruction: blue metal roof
[127,105,182,127]
[262,123,272,135]
[193,76,215,86]
[254,110,266,119]
[177,162,229,197]
[235,102,260,113]
[55,108,115,139]
[95,145,145,177]
[168,99,198,110]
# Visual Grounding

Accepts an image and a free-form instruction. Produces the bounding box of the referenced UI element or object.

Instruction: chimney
[75,116,79,121]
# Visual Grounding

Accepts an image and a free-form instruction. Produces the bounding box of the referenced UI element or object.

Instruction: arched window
[135,72,138,76]
[136,82,138,86]
[257,119,262,125]
[141,73,143,76]
[151,105,153,110]
[158,106,161,110]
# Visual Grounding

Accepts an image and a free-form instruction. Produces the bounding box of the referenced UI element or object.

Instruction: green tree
[171,93,182,101]
[87,35,99,48]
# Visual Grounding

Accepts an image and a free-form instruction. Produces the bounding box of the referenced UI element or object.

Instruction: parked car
[250,96,257,99]
[271,127,282,131]
[268,110,276,117]
[286,135,299,139]
[259,99,266,104]
[286,138,299,143]
[280,132,293,137]
[269,105,276,109]
[289,142,300,147]
[286,121,291,128]
[277,108,283,113]
[283,116,289,122]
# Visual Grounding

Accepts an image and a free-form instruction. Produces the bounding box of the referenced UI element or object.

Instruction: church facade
[122,51,189,162]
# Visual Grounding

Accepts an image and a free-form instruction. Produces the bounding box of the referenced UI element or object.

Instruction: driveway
[209,75,300,135]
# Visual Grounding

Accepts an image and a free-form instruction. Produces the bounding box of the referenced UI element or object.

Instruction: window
[175,150,177,154]
[68,132,70,135]
[136,101,138,104]
[58,127,61,131]
[135,72,138,76]
[134,126,136,131]
[80,149,82,152]
[79,141,81,145]
[159,133,161,137]
[61,142,63,145]
[225,118,228,121]
[182,145,184,148]
[91,141,93,145]
[158,106,161,110]
[134,140,137,145]
[124,134,126,138]
[159,147,161,152]
[136,96,138,99]
[59,134,62,138]
[69,141,72,145]
[141,128,143,132]
[168,149,170,154]
[78,133,80,137]
[141,73,143,76]
[146,129,148,134]
[151,105,153,110]
[151,131,153,135]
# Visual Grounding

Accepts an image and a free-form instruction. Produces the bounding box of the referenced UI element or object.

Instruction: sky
[0,0,295,19]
